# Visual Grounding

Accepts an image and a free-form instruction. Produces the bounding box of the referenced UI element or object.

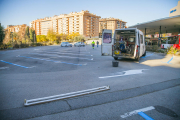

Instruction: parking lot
[0,45,180,120]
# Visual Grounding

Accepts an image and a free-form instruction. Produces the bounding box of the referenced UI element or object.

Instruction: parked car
[61,42,72,47]
[74,42,85,47]
[67,43,72,47]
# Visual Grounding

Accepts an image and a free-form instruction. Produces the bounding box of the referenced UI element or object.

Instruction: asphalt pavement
[0,45,180,120]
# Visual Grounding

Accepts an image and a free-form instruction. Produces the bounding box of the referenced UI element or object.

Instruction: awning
[129,15,180,35]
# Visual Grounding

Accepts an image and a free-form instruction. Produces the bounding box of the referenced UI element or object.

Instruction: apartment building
[5,24,27,38]
[6,24,27,33]
[99,18,127,33]
[30,10,101,38]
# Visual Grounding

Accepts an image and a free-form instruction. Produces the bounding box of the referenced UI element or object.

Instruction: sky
[0,0,179,28]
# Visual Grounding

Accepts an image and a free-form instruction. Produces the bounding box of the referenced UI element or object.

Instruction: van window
[140,35,143,44]
[103,33,112,43]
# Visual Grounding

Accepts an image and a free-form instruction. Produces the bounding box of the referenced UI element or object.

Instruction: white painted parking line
[18,56,87,66]
[61,50,90,53]
[99,69,148,79]
[35,51,93,56]
[0,67,9,69]
[85,46,87,51]
[120,106,155,118]
[0,50,21,54]
[29,53,93,60]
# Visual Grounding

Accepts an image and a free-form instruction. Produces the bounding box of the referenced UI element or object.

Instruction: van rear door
[101,29,113,56]
[139,32,145,57]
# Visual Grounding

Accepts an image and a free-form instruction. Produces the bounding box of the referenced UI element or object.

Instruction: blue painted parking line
[161,56,173,64]
[138,112,154,120]
[141,53,154,58]
[0,60,29,68]
[18,56,85,66]
[167,56,173,64]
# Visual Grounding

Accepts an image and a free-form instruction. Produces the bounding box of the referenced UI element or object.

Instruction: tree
[36,35,47,42]
[56,34,62,42]
[58,33,68,41]
[25,26,30,39]
[74,35,85,42]
[33,30,36,43]
[67,32,80,41]
[0,25,5,43]
[13,32,18,43]
[30,29,33,42]
[3,31,11,44]
[46,29,56,42]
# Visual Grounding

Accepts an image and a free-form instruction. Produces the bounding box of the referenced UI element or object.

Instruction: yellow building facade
[30,10,101,38]
[99,18,127,34]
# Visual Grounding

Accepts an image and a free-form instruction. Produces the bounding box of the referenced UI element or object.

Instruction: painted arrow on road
[99,69,148,79]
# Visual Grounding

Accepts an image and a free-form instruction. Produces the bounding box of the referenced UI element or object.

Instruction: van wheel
[142,51,146,56]
[114,57,118,60]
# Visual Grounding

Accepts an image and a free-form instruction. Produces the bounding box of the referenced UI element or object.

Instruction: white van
[101,28,146,61]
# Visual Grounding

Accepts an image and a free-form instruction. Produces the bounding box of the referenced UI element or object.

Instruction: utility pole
[34,33,35,43]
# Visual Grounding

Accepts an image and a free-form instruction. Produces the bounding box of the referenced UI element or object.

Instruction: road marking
[34,51,93,56]
[61,50,90,53]
[0,67,9,69]
[85,46,87,51]
[138,112,154,120]
[99,69,148,79]
[0,50,21,54]
[167,56,173,64]
[162,55,173,64]
[0,60,30,68]
[29,53,93,60]
[18,56,87,66]
[141,53,154,58]
[120,106,155,118]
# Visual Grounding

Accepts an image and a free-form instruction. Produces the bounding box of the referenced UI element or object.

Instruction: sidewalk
[141,53,180,68]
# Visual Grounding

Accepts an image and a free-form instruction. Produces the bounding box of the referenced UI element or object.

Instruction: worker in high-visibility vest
[92,41,95,49]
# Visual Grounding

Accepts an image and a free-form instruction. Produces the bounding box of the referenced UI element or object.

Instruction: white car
[61,42,72,47]
[74,42,85,47]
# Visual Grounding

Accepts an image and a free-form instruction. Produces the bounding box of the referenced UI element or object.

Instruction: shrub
[167,46,177,54]
[152,45,159,52]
